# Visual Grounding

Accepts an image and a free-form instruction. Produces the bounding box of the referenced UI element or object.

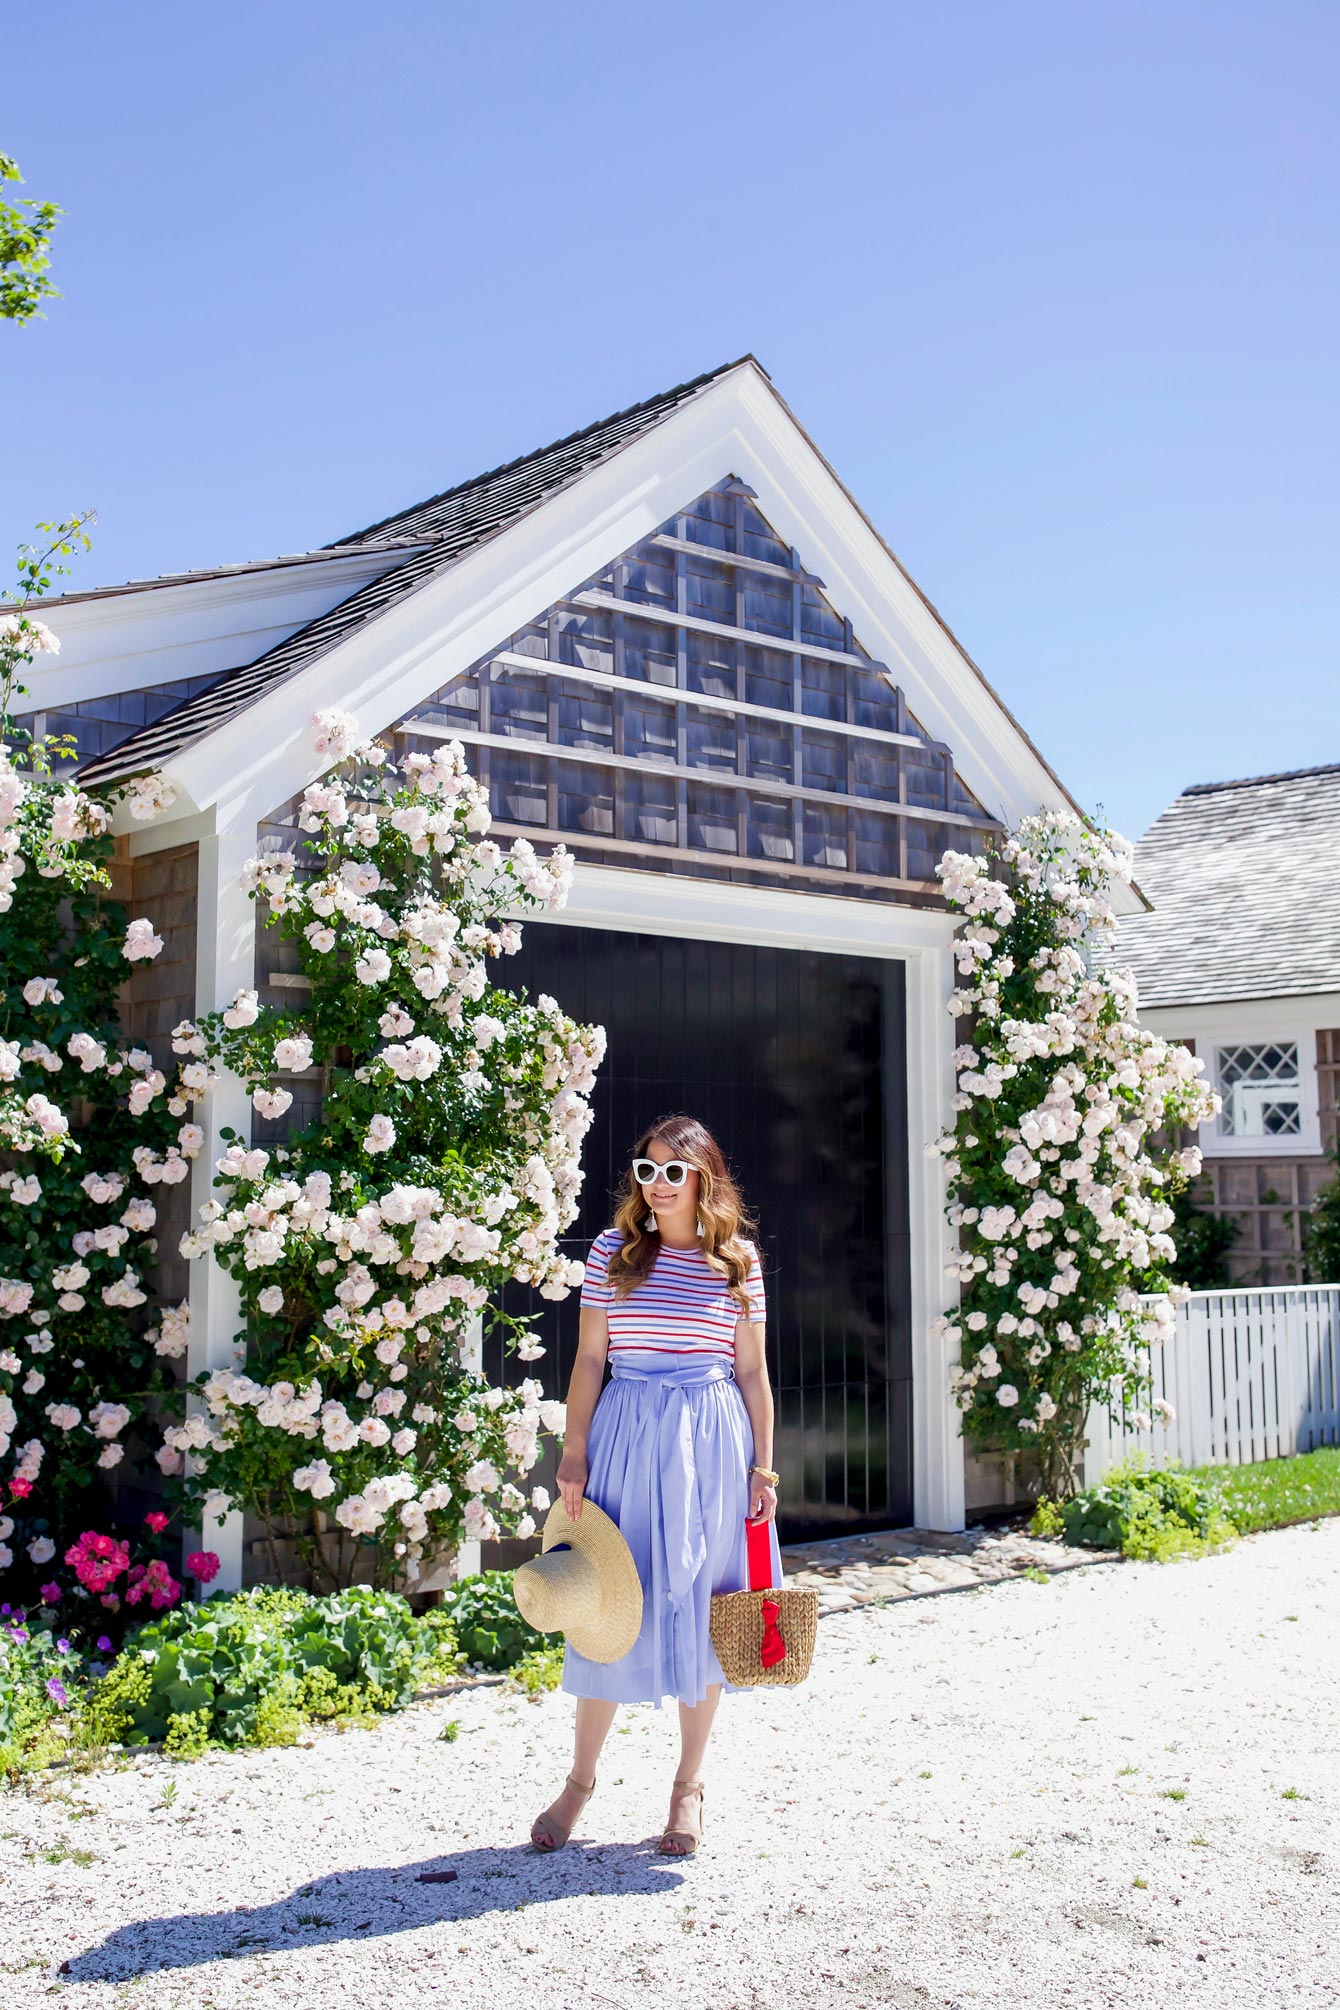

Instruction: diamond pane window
[1216,1043,1302,1136]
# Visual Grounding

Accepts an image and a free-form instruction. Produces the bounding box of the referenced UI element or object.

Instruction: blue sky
[5,0,1336,842]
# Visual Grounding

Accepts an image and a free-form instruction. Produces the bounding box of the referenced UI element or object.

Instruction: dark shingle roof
[1117,763,1340,1009]
[78,359,751,788]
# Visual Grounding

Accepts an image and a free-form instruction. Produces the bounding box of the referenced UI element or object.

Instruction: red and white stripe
[580,1228,765,1365]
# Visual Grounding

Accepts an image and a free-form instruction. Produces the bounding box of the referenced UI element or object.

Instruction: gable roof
[1118,762,1340,1009]
[78,359,750,787]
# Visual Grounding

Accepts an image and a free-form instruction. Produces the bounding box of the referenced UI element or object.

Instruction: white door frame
[529,863,965,1533]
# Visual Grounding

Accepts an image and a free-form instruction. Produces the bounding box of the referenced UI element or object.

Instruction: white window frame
[1144,1003,1324,1159]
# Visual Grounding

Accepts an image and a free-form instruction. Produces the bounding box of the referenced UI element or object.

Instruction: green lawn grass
[1191,1445,1340,1534]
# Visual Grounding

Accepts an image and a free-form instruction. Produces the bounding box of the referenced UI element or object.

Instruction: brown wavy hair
[607,1113,760,1312]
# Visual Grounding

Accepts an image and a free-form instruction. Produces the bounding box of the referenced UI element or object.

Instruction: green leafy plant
[508,1642,565,1694]
[1043,1458,1237,1561]
[88,1585,461,1750]
[1304,1150,1340,1284]
[440,1569,547,1670]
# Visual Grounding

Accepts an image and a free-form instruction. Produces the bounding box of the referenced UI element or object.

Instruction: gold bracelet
[749,1464,780,1487]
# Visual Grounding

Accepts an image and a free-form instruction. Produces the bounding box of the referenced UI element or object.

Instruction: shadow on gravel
[62,1840,689,1982]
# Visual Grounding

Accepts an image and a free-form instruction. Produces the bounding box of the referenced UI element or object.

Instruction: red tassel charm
[759,1596,787,1668]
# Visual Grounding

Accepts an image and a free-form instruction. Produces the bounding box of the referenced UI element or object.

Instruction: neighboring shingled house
[23,356,1141,1573]
[1119,763,1340,1283]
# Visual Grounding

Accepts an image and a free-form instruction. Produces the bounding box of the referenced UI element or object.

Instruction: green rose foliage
[162,712,604,1589]
[933,813,1220,1496]
[1,523,194,1558]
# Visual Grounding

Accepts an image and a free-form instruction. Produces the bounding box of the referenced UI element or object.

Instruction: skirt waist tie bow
[609,1361,734,1692]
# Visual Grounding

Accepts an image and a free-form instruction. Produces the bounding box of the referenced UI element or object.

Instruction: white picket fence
[1083,1286,1340,1484]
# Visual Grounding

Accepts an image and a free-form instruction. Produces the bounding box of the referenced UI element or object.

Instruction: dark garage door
[490,924,912,1540]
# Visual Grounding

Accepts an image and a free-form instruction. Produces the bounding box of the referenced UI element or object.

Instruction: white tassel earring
[644,1211,658,1232]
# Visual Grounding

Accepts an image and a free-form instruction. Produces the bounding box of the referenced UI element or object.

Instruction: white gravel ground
[2,1520,1337,2010]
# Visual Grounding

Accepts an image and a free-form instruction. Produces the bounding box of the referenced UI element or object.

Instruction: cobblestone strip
[780,1522,1119,1615]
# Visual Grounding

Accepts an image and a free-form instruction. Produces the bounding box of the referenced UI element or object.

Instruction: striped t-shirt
[579,1227,766,1365]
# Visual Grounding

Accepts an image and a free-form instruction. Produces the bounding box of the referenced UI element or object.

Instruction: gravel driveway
[3,1520,1337,2010]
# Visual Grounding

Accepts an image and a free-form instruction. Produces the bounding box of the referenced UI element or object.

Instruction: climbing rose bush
[0,722,195,1572]
[931,812,1220,1495]
[165,711,605,1589]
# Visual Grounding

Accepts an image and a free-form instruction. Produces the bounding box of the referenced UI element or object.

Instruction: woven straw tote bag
[709,1516,817,1687]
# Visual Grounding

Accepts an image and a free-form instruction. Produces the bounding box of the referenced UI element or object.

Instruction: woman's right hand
[556,1449,588,1520]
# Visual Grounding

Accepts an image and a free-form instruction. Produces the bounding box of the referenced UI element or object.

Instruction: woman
[530,1113,781,1859]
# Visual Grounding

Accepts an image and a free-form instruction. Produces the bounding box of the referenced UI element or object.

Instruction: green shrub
[87,1585,461,1751]
[508,1643,565,1694]
[1044,1459,1238,1562]
[441,1570,547,1670]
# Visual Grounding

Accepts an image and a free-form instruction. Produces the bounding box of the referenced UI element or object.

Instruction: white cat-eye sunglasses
[632,1157,696,1189]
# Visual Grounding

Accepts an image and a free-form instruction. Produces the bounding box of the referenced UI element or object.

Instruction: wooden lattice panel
[396,477,999,906]
[1317,1029,1340,1154]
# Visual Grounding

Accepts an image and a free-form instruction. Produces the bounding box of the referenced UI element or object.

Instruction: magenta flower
[39,1582,61,1604]
[143,1510,170,1535]
[125,1559,181,1611]
[185,1550,221,1584]
[65,1531,131,1594]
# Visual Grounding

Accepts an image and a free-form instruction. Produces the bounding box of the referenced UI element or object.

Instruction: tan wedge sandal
[530,1772,596,1853]
[659,1777,705,1857]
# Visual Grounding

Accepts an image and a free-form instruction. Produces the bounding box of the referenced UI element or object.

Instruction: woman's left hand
[747,1477,778,1524]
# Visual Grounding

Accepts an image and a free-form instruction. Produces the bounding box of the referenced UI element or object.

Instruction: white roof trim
[133,362,1097,885]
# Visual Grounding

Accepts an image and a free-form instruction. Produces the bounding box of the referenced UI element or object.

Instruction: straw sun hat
[512,1497,643,1663]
